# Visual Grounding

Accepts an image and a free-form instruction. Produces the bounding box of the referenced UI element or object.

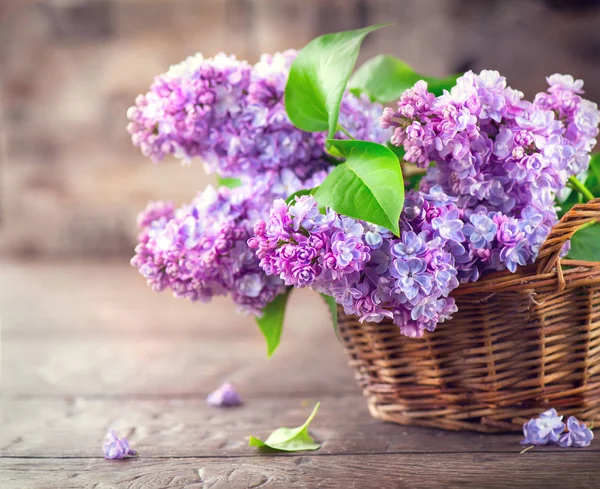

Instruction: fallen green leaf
[249,402,321,452]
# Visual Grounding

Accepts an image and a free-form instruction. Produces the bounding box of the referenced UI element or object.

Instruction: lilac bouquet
[128,25,600,353]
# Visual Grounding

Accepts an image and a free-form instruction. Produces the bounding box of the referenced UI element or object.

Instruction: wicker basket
[338,199,600,433]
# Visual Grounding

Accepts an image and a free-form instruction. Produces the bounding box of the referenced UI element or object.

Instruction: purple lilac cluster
[522,409,594,448]
[381,71,600,279]
[128,49,389,314]
[127,50,388,179]
[249,189,463,337]
[403,189,547,282]
[131,169,326,315]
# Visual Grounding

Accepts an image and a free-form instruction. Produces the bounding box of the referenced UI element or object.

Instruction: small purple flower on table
[521,408,566,445]
[206,382,243,407]
[103,430,137,460]
[558,416,594,448]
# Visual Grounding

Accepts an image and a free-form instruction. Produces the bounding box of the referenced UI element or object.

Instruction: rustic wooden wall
[1,0,599,258]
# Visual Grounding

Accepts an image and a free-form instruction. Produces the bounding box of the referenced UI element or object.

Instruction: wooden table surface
[1,261,598,488]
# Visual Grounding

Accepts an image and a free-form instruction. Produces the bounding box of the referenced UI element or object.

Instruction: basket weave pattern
[338,199,600,432]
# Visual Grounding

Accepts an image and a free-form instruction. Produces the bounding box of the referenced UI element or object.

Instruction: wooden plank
[0,397,541,458]
[0,261,329,336]
[0,333,355,397]
[0,261,357,397]
[1,454,598,489]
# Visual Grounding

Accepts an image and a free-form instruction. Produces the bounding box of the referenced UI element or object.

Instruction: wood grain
[0,333,358,398]
[2,261,599,487]
[0,261,356,397]
[0,397,539,458]
[0,261,328,336]
[1,454,598,489]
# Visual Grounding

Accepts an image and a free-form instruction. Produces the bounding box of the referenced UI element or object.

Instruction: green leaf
[386,141,406,161]
[319,293,338,338]
[249,402,321,452]
[325,142,345,159]
[587,153,600,195]
[217,177,242,189]
[559,154,600,216]
[405,172,425,190]
[348,54,459,103]
[255,289,291,357]
[285,188,315,205]
[313,140,404,235]
[559,186,584,217]
[567,223,600,262]
[285,24,389,138]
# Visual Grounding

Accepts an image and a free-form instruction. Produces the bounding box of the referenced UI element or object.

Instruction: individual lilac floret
[463,214,497,249]
[521,409,566,445]
[103,430,137,460]
[206,382,243,407]
[558,416,594,448]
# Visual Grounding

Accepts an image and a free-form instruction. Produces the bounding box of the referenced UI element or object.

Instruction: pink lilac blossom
[127,50,389,179]
[382,71,600,279]
[103,430,137,460]
[249,190,462,337]
[206,382,243,407]
[131,169,326,316]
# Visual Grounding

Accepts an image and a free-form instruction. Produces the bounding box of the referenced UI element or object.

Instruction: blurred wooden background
[1,0,599,258]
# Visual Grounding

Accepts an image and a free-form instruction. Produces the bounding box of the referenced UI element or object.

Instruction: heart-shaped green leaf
[567,222,600,262]
[349,54,459,103]
[249,402,321,452]
[313,140,404,235]
[285,24,389,138]
[255,289,291,357]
